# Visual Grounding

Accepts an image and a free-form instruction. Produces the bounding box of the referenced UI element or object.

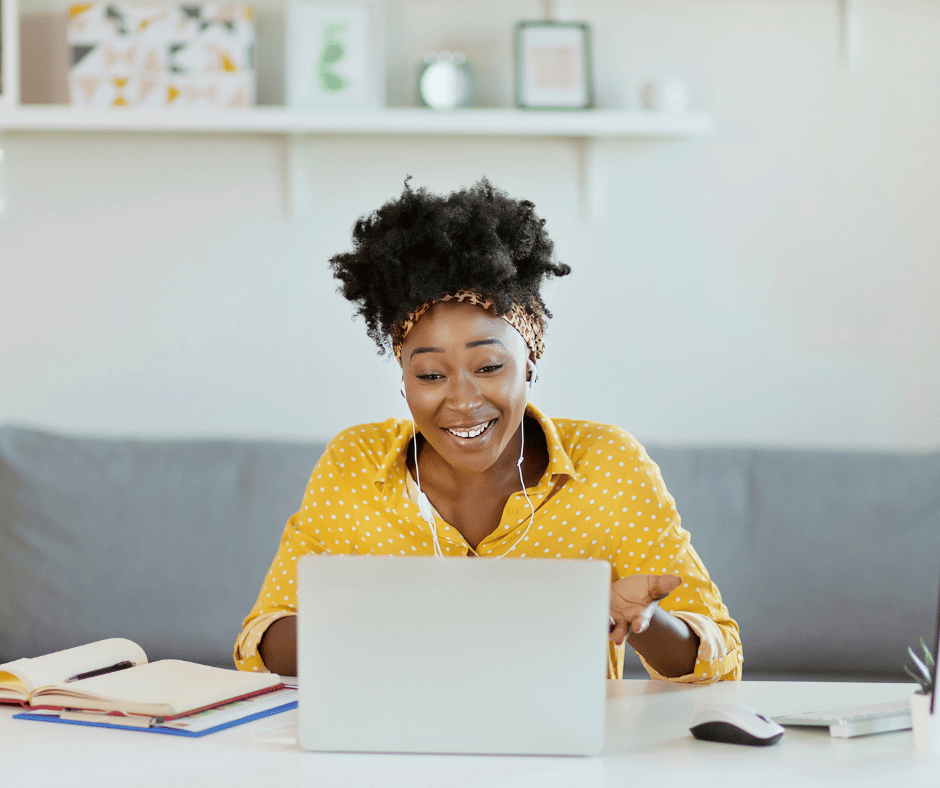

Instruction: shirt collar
[525,402,581,485]
[373,419,415,496]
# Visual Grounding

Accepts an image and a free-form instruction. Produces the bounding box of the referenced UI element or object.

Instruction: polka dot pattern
[234,404,742,682]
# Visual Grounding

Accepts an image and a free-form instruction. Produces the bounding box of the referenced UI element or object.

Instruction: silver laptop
[297,555,610,756]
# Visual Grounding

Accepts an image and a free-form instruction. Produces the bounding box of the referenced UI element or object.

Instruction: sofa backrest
[2,424,938,678]
[0,425,325,667]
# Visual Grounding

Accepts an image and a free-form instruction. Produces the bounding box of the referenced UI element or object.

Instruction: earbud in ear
[527,361,538,386]
[400,380,406,398]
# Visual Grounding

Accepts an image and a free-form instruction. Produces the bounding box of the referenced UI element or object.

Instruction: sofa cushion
[648,445,940,679]
[0,425,325,667]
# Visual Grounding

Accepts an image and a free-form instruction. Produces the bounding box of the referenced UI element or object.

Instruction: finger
[631,600,659,634]
[648,574,682,601]
[609,621,631,646]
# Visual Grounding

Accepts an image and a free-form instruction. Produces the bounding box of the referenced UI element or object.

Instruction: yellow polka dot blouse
[234,403,743,682]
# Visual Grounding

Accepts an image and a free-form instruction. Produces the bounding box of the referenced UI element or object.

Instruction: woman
[235,179,742,682]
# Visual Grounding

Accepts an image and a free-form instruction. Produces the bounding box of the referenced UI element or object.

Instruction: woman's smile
[442,418,497,442]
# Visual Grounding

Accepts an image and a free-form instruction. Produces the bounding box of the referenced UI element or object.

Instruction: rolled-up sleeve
[597,426,742,682]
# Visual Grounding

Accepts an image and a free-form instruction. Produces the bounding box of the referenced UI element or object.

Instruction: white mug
[642,78,691,114]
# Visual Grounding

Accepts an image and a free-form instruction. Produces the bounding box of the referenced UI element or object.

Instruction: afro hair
[329,178,571,355]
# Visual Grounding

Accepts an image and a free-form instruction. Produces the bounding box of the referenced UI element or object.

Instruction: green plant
[905,637,936,695]
[319,22,347,93]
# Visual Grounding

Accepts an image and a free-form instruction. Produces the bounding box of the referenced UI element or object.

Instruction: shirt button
[508,507,518,516]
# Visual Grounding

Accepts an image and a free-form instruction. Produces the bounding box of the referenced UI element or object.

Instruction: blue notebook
[14,687,297,737]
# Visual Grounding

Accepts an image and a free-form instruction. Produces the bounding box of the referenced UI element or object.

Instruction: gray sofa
[1,424,938,680]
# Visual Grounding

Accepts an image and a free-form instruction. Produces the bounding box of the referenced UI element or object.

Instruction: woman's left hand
[609,574,682,645]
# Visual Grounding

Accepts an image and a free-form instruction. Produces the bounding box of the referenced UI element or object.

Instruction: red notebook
[1,638,282,719]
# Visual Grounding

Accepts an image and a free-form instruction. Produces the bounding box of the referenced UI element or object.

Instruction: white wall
[2,0,939,449]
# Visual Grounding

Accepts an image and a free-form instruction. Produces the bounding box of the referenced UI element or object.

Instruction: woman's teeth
[446,421,492,439]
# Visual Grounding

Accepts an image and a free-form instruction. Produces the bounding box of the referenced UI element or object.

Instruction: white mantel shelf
[0,107,713,220]
[0,106,713,137]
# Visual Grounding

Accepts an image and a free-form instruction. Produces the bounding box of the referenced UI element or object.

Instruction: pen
[66,660,136,683]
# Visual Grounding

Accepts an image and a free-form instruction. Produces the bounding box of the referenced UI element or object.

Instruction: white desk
[3,680,935,787]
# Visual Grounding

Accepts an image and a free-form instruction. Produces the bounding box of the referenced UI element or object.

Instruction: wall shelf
[0,106,712,137]
[0,106,712,220]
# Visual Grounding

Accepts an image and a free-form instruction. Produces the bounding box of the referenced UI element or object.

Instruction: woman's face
[401,301,531,477]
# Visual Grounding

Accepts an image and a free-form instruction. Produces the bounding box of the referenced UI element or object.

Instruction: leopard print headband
[392,290,545,364]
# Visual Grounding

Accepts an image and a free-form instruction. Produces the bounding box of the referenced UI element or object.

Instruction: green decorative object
[905,636,936,695]
[318,22,347,92]
[286,0,385,109]
[908,634,940,753]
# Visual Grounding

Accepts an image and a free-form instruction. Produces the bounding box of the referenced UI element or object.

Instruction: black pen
[66,660,136,683]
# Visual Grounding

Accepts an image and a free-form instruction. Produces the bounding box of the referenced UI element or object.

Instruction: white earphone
[527,359,538,387]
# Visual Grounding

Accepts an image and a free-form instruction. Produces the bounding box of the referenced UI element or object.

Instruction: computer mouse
[690,701,785,746]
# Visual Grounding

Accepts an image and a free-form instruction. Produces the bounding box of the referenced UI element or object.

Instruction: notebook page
[0,639,147,694]
[37,659,281,716]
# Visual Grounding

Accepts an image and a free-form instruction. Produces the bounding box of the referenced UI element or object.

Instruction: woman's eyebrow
[410,346,443,359]
[410,339,505,360]
[466,339,505,350]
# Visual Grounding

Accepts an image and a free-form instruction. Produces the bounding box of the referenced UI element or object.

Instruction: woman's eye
[479,364,504,374]
[417,373,443,381]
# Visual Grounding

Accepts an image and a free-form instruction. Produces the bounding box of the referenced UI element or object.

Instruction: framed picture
[0,0,20,108]
[514,21,593,111]
[286,0,385,109]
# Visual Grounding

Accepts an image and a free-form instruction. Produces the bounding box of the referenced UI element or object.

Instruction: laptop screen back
[297,555,610,755]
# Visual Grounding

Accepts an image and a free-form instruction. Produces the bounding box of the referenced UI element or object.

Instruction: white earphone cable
[496,364,537,558]
[407,362,538,559]
[412,417,444,558]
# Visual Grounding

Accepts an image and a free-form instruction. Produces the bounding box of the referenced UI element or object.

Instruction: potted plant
[905,637,939,753]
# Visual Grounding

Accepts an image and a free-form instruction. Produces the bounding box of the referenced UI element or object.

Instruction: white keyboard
[773,698,912,739]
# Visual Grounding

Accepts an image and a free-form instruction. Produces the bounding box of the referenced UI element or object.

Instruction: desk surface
[3,680,935,787]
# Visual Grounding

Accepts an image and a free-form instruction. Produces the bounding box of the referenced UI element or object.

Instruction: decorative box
[67,3,255,108]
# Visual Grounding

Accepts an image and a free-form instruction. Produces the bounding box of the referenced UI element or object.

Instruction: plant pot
[911,691,940,753]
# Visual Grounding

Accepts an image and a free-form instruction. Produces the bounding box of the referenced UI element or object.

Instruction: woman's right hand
[608,574,682,645]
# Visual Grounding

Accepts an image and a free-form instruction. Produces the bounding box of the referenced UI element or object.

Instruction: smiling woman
[401,300,539,552]
[234,179,742,683]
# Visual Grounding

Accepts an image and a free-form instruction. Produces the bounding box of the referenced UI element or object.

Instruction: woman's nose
[445,371,483,411]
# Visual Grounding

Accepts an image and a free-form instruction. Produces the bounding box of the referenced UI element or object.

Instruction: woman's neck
[407,415,549,550]
[414,415,546,496]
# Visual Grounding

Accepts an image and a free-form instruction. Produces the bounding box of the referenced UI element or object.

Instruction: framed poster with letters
[514,21,593,111]
[286,0,385,108]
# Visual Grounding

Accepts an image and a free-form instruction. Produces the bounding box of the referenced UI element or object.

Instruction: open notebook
[1,638,284,719]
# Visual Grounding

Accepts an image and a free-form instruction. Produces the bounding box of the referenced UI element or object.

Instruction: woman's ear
[526,360,538,385]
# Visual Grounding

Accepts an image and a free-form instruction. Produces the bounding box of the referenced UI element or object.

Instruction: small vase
[911,691,940,753]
